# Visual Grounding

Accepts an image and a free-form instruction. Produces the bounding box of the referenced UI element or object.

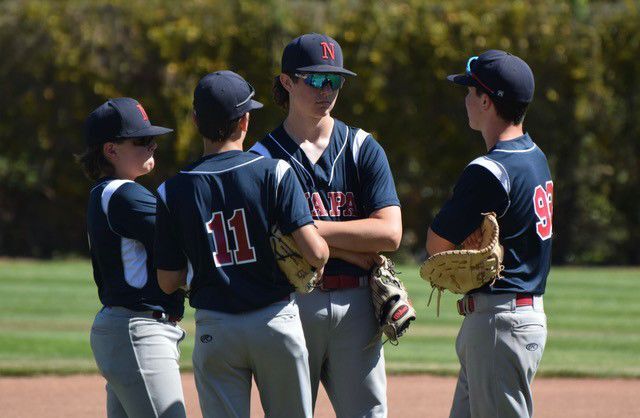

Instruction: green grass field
[0,259,638,377]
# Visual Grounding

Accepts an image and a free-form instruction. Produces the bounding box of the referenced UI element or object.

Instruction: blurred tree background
[0,0,638,264]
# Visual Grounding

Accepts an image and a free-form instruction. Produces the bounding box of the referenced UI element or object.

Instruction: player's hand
[462,227,483,250]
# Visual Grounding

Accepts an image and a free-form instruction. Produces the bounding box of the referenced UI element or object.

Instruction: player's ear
[279,73,293,92]
[102,142,118,163]
[192,110,198,127]
[238,112,250,132]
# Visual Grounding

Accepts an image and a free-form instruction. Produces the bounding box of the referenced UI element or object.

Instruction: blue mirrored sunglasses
[465,56,495,95]
[294,73,345,91]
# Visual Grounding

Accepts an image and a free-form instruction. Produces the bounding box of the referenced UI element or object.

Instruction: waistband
[319,275,369,291]
[457,293,544,316]
[101,306,182,323]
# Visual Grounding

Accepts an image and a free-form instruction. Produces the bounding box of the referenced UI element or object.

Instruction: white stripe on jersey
[157,182,168,206]
[275,160,292,202]
[328,126,349,186]
[186,260,194,287]
[267,133,316,188]
[121,237,148,289]
[249,142,272,158]
[492,144,537,153]
[468,156,511,217]
[101,179,134,215]
[351,128,369,182]
[351,128,369,165]
[180,156,265,175]
[99,179,149,290]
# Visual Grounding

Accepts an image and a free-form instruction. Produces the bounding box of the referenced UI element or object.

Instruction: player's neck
[283,111,333,145]
[202,136,244,156]
[481,122,524,151]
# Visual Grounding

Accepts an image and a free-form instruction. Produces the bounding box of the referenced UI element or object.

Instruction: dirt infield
[1,373,639,417]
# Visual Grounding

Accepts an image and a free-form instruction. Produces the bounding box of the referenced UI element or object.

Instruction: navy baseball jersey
[250,119,401,276]
[431,133,553,294]
[86,178,185,316]
[154,150,314,313]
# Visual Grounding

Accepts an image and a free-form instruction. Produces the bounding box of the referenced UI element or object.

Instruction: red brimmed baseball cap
[281,33,357,76]
[84,98,173,146]
[447,50,535,103]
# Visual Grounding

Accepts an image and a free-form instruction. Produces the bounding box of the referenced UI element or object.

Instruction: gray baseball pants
[90,306,187,418]
[295,286,387,418]
[450,293,547,418]
[192,298,312,418]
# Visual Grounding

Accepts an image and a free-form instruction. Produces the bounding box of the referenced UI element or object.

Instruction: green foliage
[1,259,639,377]
[0,0,639,263]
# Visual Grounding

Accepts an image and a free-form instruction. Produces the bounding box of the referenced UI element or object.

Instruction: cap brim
[296,65,357,76]
[120,125,173,138]
[248,99,263,111]
[446,73,476,87]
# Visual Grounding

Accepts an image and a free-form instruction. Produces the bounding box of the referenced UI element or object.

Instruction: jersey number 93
[533,181,554,241]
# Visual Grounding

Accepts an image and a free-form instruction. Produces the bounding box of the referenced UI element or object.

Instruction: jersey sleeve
[154,183,187,271]
[431,164,509,245]
[357,135,401,215]
[106,182,156,246]
[273,161,314,234]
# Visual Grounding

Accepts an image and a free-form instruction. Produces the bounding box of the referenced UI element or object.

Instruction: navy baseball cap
[84,97,173,146]
[447,50,535,103]
[193,70,263,126]
[282,33,356,76]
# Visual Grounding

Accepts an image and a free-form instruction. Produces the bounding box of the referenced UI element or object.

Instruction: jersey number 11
[206,209,257,266]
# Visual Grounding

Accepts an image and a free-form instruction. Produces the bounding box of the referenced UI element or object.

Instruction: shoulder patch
[249,141,272,158]
[468,156,511,194]
[101,179,134,215]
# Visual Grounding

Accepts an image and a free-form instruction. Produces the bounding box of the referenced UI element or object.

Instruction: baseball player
[155,71,329,418]
[426,50,552,418]
[79,98,187,417]
[250,33,402,417]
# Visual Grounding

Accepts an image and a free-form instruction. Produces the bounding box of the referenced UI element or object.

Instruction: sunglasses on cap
[465,56,496,96]
[236,83,256,108]
[294,73,345,91]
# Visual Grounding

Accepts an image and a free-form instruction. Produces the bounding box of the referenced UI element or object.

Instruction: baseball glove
[420,212,504,315]
[369,256,416,345]
[270,226,320,293]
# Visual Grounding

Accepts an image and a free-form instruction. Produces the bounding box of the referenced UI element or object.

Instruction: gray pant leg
[449,327,470,418]
[90,309,187,418]
[252,301,312,418]
[450,295,547,418]
[297,288,387,418]
[324,287,387,418]
[194,302,312,418]
[295,290,331,408]
[193,309,252,418]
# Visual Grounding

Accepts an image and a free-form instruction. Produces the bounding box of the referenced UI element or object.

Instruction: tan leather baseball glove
[420,212,504,315]
[270,226,320,293]
[370,255,416,345]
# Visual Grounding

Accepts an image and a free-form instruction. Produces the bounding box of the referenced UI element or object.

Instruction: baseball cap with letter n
[447,49,535,103]
[84,97,173,146]
[281,33,357,76]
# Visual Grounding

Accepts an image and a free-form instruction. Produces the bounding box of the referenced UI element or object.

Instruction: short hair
[196,115,242,142]
[475,88,529,125]
[75,144,115,181]
[272,73,298,110]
